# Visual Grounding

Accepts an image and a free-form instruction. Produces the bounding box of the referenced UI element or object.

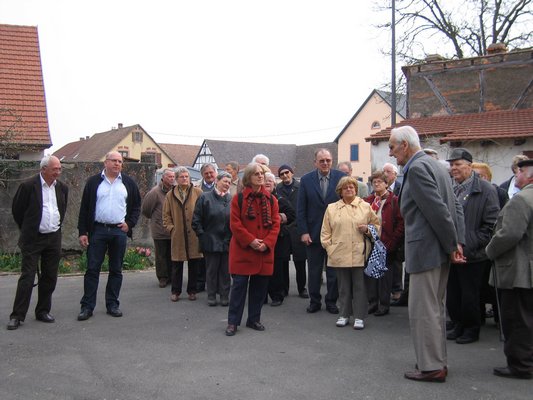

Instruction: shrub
[0,252,21,272]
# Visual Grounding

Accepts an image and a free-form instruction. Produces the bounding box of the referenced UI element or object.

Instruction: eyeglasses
[106,159,123,164]
[279,171,291,177]
[317,159,332,164]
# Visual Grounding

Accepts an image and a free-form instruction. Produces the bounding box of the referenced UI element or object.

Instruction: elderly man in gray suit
[389,126,466,383]
[487,158,533,380]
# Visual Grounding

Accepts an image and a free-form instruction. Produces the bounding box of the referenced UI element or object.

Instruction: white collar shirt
[39,174,60,233]
[95,171,128,224]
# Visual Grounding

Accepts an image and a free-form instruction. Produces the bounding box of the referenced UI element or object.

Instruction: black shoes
[7,318,20,330]
[390,295,408,307]
[246,321,265,331]
[299,289,309,299]
[326,305,339,314]
[306,304,321,313]
[374,308,389,317]
[36,313,55,323]
[77,309,93,321]
[106,308,123,318]
[368,304,378,314]
[270,299,283,307]
[493,366,532,380]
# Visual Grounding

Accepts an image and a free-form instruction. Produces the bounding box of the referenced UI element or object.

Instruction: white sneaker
[336,317,349,327]
[353,319,364,330]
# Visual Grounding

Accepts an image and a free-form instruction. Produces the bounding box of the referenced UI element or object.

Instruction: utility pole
[391,0,397,126]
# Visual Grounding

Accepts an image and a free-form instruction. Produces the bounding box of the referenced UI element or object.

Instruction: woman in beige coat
[321,176,380,330]
[163,167,203,302]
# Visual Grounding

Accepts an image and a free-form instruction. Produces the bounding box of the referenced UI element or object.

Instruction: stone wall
[0,161,157,253]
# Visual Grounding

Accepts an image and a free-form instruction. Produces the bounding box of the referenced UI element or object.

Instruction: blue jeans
[80,225,127,311]
[227,274,269,326]
[306,243,338,308]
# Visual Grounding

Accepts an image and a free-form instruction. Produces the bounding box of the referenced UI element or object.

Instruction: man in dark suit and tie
[297,148,344,314]
[7,155,68,330]
[389,126,465,382]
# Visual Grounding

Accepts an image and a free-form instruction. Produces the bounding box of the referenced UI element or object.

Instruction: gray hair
[524,165,533,179]
[174,166,189,176]
[252,154,270,165]
[40,155,53,169]
[265,172,276,182]
[390,126,421,150]
[337,161,352,172]
[161,168,175,176]
[216,171,232,181]
[382,162,398,174]
[200,163,216,174]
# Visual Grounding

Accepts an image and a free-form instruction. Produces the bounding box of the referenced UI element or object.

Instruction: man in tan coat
[142,168,175,288]
[162,167,203,302]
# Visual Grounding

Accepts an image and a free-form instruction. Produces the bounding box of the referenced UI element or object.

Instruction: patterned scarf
[245,191,272,228]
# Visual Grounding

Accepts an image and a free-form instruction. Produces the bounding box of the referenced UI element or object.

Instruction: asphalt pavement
[0,267,530,400]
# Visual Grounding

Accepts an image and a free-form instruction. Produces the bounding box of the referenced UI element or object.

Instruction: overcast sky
[1,0,396,151]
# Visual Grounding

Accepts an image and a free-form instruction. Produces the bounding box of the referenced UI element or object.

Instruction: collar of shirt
[40,173,57,188]
[317,170,331,181]
[402,150,424,175]
[101,169,122,183]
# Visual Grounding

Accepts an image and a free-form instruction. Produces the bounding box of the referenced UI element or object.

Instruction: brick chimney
[118,123,123,129]
[487,43,508,54]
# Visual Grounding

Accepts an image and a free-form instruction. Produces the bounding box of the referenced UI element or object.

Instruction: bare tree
[0,107,24,159]
[378,0,533,61]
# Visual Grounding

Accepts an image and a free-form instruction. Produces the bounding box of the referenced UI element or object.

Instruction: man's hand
[118,222,129,233]
[79,235,89,249]
[301,233,312,246]
[451,244,467,264]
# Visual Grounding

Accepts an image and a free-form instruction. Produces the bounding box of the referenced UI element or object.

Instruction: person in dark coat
[225,163,280,336]
[265,173,295,306]
[7,155,68,330]
[192,171,233,306]
[276,164,308,298]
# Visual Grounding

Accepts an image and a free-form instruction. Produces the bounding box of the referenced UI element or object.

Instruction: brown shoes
[404,368,447,382]
[170,293,179,302]
[225,324,237,336]
[159,279,169,288]
[188,293,197,301]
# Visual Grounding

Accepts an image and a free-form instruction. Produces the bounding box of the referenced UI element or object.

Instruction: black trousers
[447,260,486,332]
[153,239,172,282]
[10,231,61,320]
[171,259,199,295]
[268,258,286,302]
[282,260,307,295]
[501,288,533,374]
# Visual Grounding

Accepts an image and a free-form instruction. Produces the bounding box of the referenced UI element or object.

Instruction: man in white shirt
[7,155,68,330]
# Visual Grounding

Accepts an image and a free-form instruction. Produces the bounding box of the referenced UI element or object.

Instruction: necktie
[320,176,328,199]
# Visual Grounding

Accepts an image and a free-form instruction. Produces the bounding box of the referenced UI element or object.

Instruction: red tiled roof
[366,108,533,143]
[0,24,51,147]
[159,143,200,166]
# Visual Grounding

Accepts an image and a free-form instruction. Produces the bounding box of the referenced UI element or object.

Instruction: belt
[95,222,121,228]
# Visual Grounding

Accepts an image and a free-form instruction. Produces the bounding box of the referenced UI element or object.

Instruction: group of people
[5,134,533,382]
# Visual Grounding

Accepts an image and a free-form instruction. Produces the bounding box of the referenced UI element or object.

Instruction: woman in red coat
[225,163,280,336]
[364,170,405,316]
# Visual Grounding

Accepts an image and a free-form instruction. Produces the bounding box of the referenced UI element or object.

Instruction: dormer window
[132,131,143,142]
[371,121,381,130]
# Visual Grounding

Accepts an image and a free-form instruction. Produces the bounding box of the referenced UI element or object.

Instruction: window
[132,131,143,142]
[371,121,381,130]
[118,150,129,158]
[350,144,359,162]
[141,152,156,164]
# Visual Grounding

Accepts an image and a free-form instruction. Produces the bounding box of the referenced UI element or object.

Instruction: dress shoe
[446,320,456,331]
[455,333,479,344]
[374,308,389,317]
[326,305,339,314]
[188,293,197,301]
[390,295,408,307]
[493,366,532,380]
[299,289,309,299]
[306,304,321,313]
[270,299,283,307]
[7,318,20,330]
[207,297,217,306]
[404,368,446,382]
[220,297,229,306]
[246,321,265,331]
[446,324,463,340]
[225,324,237,336]
[36,313,55,323]
[170,293,179,302]
[368,304,378,314]
[106,308,123,317]
[158,278,168,288]
[77,309,93,321]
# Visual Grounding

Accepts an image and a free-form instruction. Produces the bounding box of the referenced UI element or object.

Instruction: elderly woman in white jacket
[321,176,380,330]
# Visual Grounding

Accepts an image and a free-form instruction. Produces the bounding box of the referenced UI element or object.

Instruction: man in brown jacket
[142,168,175,288]
[162,167,203,302]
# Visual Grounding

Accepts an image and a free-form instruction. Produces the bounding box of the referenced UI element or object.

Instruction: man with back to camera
[77,151,141,321]
[142,168,175,288]
[336,161,368,198]
[487,158,533,380]
[297,148,344,314]
[388,126,465,383]
[7,155,68,330]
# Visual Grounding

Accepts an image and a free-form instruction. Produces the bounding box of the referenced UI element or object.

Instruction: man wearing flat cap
[446,148,500,344]
[276,164,308,298]
[487,158,533,380]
